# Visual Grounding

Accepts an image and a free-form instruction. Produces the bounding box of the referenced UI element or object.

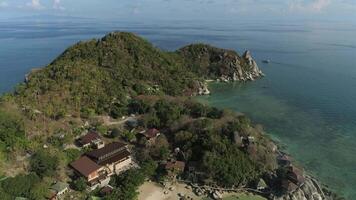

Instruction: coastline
[197,81,342,200]
[0,32,346,200]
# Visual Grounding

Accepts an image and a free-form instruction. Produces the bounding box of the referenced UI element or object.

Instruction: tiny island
[0,32,339,200]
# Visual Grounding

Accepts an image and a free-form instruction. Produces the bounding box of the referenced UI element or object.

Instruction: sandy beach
[138,181,201,200]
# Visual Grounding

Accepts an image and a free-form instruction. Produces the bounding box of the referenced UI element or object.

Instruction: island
[0,32,339,200]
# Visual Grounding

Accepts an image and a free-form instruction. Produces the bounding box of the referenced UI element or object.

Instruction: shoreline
[199,81,342,200]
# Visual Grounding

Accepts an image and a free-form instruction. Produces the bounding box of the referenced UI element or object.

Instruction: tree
[80,107,96,119]
[0,187,12,200]
[96,125,108,135]
[154,99,182,127]
[72,177,87,192]
[143,112,160,128]
[110,103,127,119]
[128,99,150,114]
[30,150,59,178]
[189,102,208,118]
[140,159,158,178]
[64,148,81,164]
[111,128,120,138]
[121,130,135,142]
[0,111,27,151]
[107,169,146,200]
[202,146,259,187]
[0,173,41,199]
[29,181,49,200]
[207,107,223,119]
[149,135,170,160]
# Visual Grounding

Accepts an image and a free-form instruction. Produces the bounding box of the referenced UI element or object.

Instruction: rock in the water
[197,81,211,95]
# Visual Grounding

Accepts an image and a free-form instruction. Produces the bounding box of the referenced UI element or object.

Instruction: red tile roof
[86,142,127,161]
[79,131,101,146]
[70,156,102,177]
[165,161,185,172]
[97,149,131,166]
[142,129,160,138]
[100,185,113,195]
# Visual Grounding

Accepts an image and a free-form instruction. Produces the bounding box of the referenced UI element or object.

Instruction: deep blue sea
[0,18,355,199]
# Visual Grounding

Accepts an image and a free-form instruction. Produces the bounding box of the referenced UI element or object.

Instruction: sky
[0,0,356,21]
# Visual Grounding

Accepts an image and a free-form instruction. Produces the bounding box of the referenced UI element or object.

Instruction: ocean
[0,18,355,199]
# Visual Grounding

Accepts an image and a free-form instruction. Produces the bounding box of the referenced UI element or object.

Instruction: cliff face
[274,176,334,200]
[178,44,264,82]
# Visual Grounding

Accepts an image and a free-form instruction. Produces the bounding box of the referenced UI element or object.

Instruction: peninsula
[0,32,338,200]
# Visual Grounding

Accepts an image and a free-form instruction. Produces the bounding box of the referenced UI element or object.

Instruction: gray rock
[274,176,335,200]
[197,81,211,95]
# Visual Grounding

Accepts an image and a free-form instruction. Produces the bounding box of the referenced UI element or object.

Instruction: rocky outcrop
[241,50,265,81]
[197,81,211,95]
[274,176,334,200]
[178,44,264,82]
[217,50,264,82]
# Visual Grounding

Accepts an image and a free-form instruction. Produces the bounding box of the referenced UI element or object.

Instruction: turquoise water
[0,18,356,198]
[197,24,356,198]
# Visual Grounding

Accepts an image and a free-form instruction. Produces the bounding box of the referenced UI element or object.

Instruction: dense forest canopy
[13,32,260,120]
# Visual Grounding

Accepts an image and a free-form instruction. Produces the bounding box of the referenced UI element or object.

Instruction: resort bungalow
[85,142,133,176]
[70,156,104,183]
[100,185,114,197]
[138,128,160,146]
[70,142,133,190]
[78,131,104,149]
[49,182,69,199]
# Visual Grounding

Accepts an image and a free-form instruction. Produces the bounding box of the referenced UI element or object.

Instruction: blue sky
[0,0,356,21]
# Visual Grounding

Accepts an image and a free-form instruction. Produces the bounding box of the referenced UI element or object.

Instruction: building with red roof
[70,142,133,190]
[78,131,103,148]
[138,128,160,146]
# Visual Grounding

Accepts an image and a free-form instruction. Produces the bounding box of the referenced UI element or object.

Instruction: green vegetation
[0,173,49,200]
[103,160,157,200]
[0,32,277,199]
[13,32,254,120]
[133,97,274,186]
[64,148,82,164]
[72,177,87,192]
[30,150,59,178]
[0,110,27,152]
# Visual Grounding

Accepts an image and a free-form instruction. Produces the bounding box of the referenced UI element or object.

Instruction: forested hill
[14,32,263,119]
[0,32,338,200]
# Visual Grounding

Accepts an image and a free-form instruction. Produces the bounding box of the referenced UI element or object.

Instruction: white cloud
[289,0,331,12]
[0,1,8,8]
[26,0,44,10]
[0,2,7,7]
[53,0,65,10]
